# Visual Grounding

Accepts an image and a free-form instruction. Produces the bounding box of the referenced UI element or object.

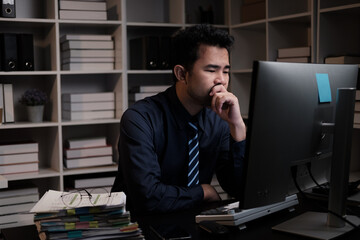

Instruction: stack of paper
[58,0,108,21]
[63,137,114,169]
[30,190,144,239]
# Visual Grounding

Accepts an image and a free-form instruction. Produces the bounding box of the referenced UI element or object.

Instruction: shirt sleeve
[117,109,204,214]
[215,132,246,198]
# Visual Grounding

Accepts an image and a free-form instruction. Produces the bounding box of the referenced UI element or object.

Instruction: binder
[130,36,159,70]
[17,33,35,71]
[159,36,172,70]
[3,84,14,123]
[1,0,15,18]
[0,33,18,71]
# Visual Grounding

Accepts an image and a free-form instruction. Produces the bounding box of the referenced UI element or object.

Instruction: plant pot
[27,105,44,123]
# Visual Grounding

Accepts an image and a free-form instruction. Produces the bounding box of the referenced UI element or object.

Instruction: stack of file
[30,190,144,239]
[58,0,108,21]
[63,137,114,169]
[60,34,115,71]
[0,141,39,175]
[62,92,115,121]
[0,183,39,228]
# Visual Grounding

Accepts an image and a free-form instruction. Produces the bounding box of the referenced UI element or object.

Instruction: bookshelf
[0,0,359,228]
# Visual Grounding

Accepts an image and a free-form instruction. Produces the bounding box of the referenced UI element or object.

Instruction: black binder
[17,33,35,71]
[1,0,15,18]
[159,36,172,70]
[0,33,17,71]
[130,36,159,70]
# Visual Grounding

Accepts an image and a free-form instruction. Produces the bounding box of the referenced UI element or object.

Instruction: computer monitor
[239,61,358,239]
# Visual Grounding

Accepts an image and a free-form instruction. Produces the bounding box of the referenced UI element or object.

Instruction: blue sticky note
[316,73,332,103]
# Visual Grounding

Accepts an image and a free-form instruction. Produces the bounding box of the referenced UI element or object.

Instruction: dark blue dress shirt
[112,85,245,218]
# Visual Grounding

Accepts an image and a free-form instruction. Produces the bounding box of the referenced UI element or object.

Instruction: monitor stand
[273,88,359,239]
[272,212,360,240]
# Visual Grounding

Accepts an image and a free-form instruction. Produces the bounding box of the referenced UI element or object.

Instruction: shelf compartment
[268,0,312,19]
[1,74,58,123]
[230,22,266,70]
[185,0,226,25]
[229,72,252,118]
[14,0,56,19]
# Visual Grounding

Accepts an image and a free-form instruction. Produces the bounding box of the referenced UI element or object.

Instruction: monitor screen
[239,61,358,209]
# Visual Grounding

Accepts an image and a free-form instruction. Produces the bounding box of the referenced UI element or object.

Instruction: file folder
[0,33,18,71]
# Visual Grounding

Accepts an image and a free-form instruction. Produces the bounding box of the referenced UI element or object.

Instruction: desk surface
[1,196,360,240]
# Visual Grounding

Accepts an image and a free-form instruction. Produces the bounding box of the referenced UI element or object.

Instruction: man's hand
[209,84,246,142]
[201,184,221,202]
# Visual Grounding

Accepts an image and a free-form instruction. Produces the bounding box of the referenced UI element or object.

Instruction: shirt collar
[166,85,206,133]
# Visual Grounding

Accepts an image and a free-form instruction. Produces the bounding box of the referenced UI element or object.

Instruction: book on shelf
[0,202,37,215]
[62,49,115,58]
[71,176,116,189]
[62,92,115,103]
[241,0,265,23]
[59,0,107,11]
[61,40,114,51]
[0,152,38,165]
[3,83,15,123]
[355,102,360,112]
[278,46,311,58]
[59,10,107,20]
[129,92,159,102]
[354,112,360,124]
[276,57,310,63]
[0,193,39,206]
[62,109,115,120]
[0,162,39,175]
[66,137,107,149]
[130,85,172,93]
[324,55,360,64]
[0,141,38,155]
[64,145,112,159]
[60,34,112,42]
[62,62,114,71]
[62,57,115,64]
[64,155,114,169]
[62,101,115,111]
[0,183,38,198]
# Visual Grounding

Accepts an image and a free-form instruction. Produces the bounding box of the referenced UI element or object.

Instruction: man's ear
[174,65,187,83]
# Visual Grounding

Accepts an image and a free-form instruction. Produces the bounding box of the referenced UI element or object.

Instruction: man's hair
[171,24,234,82]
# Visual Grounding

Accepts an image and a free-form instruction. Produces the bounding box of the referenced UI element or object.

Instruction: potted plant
[19,88,48,122]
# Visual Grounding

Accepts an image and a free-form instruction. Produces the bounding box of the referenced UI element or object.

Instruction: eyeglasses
[60,187,111,208]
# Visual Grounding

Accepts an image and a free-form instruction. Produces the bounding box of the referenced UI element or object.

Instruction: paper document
[30,190,126,213]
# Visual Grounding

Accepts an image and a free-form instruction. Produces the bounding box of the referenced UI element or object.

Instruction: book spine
[3,84,14,123]
[62,92,115,102]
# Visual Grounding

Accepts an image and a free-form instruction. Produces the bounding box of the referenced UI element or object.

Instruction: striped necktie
[188,122,199,187]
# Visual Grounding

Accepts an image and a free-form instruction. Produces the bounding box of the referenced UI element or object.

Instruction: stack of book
[58,0,108,21]
[324,55,360,65]
[63,137,114,169]
[60,34,115,71]
[0,183,39,228]
[30,190,144,239]
[354,90,360,126]
[129,85,171,105]
[0,141,39,175]
[62,92,115,121]
[276,46,311,63]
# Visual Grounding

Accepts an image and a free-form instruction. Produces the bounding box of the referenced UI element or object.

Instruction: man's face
[185,44,230,107]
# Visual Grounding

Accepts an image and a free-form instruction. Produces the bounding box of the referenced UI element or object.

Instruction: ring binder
[1,0,15,18]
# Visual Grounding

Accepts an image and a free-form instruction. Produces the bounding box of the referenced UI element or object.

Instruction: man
[112,24,246,219]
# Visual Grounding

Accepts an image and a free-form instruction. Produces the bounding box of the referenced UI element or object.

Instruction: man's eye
[206,69,215,73]
[223,71,229,74]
